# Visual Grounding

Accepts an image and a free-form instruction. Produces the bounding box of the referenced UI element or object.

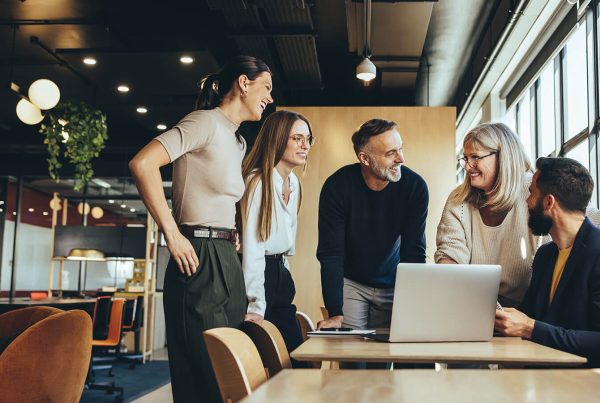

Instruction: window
[517,92,534,161]
[564,22,589,139]
[538,61,557,157]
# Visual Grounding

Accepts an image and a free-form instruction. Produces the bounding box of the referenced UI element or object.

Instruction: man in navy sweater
[495,157,600,367]
[316,118,429,332]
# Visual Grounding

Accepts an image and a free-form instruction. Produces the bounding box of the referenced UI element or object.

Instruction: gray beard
[371,161,402,182]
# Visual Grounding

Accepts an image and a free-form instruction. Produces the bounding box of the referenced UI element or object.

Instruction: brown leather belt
[180,226,237,244]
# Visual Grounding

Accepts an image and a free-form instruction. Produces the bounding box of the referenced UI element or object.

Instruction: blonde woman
[436,123,599,307]
[240,110,313,360]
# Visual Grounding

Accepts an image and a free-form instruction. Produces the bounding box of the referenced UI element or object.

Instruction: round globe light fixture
[356,58,376,82]
[91,206,104,219]
[77,202,91,215]
[16,99,44,125]
[49,198,62,211]
[28,79,60,110]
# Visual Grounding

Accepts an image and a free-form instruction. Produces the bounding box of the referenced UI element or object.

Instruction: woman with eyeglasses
[435,123,538,307]
[240,110,314,361]
[436,123,600,307]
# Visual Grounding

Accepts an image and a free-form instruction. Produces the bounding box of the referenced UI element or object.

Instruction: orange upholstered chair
[0,306,92,403]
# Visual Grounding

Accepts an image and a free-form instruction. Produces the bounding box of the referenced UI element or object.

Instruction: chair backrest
[241,320,291,377]
[93,298,125,346]
[0,309,92,403]
[122,298,137,330]
[0,306,62,338]
[295,311,315,342]
[92,296,112,339]
[203,327,267,403]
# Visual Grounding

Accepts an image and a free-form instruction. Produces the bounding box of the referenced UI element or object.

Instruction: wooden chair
[295,311,322,369]
[241,320,291,377]
[204,327,268,403]
[295,311,315,342]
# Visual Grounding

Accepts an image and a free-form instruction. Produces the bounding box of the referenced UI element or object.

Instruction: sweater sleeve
[316,177,346,317]
[435,194,472,264]
[242,180,267,316]
[400,176,428,263]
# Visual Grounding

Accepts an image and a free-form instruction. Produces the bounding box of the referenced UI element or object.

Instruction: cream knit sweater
[435,172,600,307]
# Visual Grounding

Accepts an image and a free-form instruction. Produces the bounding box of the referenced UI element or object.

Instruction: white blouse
[242,169,299,316]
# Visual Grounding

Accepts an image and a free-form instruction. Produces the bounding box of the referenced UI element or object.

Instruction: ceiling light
[28,208,34,212]
[108,199,115,204]
[130,208,136,212]
[136,106,148,114]
[91,178,111,189]
[77,202,91,215]
[16,99,44,125]
[0,209,3,213]
[117,85,130,93]
[0,201,3,204]
[28,79,60,110]
[157,124,167,130]
[180,56,194,64]
[83,57,97,65]
[49,198,62,211]
[91,206,104,219]
[43,211,48,216]
[12,212,16,215]
[120,204,127,208]
[356,58,376,82]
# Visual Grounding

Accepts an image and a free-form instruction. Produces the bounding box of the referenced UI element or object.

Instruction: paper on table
[307,329,376,337]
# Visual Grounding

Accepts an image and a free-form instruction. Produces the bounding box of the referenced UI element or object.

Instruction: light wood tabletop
[290,336,586,366]
[241,369,600,403]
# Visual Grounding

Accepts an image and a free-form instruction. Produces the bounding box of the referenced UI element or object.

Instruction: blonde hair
[240,110,312,242]
[451,122,532,213]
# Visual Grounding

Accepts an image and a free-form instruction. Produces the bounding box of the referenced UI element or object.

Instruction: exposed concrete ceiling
[415,0,498,106]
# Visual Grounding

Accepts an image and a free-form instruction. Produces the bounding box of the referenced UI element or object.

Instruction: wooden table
[290,336,586,366]
[241,369,600,403]
[0,297,96,315]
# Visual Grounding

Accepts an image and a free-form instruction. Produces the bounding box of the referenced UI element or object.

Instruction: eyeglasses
[289,134,316,147]
[458,151,497,169]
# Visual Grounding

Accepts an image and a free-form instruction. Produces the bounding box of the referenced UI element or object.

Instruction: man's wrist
[524,318,535,339]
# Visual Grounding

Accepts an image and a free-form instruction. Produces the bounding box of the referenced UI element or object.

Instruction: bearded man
[316,118,429,339]
[495,157,600,368]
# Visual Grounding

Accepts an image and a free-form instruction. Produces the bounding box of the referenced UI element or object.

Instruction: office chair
[204,327,267,403]
[0,307,92,403]
[241,320,291,378]
[87,297,125,401]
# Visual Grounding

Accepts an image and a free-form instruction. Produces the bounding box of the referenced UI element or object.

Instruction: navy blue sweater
[317,163,428,317]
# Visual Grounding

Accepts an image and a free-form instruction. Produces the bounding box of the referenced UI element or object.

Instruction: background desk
[242,369,600,403]
[291,336,586,366]
[0,297,96,316]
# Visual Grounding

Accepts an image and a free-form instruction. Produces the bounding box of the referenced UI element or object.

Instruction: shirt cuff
[247,300,266,317]
[326,305,343,318]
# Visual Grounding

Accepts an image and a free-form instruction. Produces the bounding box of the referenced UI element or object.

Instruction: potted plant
[39,101,108,191]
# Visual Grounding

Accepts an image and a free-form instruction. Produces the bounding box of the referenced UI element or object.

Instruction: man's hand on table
[495,308,535,338]
[317,315,344,329]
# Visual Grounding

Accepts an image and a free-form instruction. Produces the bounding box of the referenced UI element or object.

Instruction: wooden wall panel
[276,107,456,324]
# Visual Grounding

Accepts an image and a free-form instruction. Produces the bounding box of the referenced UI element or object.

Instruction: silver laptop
[371,263,501,342]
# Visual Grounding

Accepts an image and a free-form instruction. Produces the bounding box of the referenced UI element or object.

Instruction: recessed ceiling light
[180,56,194,64]
[157,124,167,130]
[120,204,127,208]
[117,85,130,93]
[12,212,16,215]
[130,208,136,212]
[83,57,97,65]
[43,211,48,216]
[136,106,148,114]
[28,208,34,212]
[0,200,4,205]
[108,199,115,204]
[0,208,3,213]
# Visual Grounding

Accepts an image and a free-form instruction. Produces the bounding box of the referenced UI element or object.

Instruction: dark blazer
[520,217,600,367]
